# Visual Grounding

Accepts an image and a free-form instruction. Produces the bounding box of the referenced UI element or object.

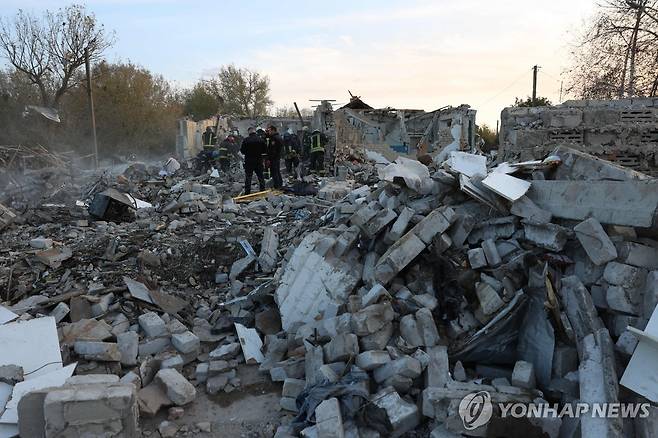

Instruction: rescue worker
[202,126,217,147]
[196,126,218,170]
[240,127,267,195]
[256,128,270,180]
[283,128,301,174]
[217,135,234,172]
[265,125,284,189]
[301,126,311,160]
[309,129,327,171]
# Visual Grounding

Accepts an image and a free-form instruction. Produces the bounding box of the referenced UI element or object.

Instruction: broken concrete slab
[510,195,552,224]
[527,179,658,228]
[482,172,531,201]
[234,323,264,364]
[522,221,568,251]
[276,231,363,331]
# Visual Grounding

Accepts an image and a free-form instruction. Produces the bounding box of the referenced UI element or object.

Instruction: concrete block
[372,387,420,436]
[171,331,200,354]
[138,312,168,338]
[606,285,639,315]
[282,378,306,398]
[209,342,241,360]
[356,350,391,371]
[49,302,70,323]
[280,396,298,412]
[0,364,23,384]
[334,225,361,257]
[467,248,487,269]
[305,343,324,387]
[120,371,142,388]
[18,389,49,438]
[160,355,184,371]
[361,284,388,307]
[426,346,450,388]
[615,330,639,356]
[510,195,552,224]
[386,207,415,244]
[511,360,536,389]
[259,226,279,273]
[360,322,393,351]
[574,218,617,265]
[373,356,422,382]
[481,239,501,267]
[523,222,568,251]
[74,341,121,361]
[361,208,397,238]
[475,282,504,315]
[323,333,359,363]
[66,374,119,386]
[315,397,345,438]
[412,207,455,244]
[154,369,196,406]
[351,303,395,336]
[118,331,139,366]
[43,384,138,437]
[30,237,53,249]
[138,337,171,356]
[617,242,658,270]
[375,233,426,284]
[603,262,646,288]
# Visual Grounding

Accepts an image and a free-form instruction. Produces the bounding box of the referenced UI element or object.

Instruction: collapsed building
[2,137,658,437]
[499,98,658,174]
[334,102,477,162]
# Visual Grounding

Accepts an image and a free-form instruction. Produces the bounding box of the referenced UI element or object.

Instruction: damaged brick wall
[499,98,658,174]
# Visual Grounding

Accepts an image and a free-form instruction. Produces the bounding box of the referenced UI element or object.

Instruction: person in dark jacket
[283,128,301,174]
[265,125,284,189]
[240,127,267,194]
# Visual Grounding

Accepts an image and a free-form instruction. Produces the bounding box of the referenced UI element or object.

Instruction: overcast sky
[1,0,597,126]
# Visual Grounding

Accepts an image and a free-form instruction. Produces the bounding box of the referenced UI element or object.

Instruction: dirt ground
[141,365,285,437]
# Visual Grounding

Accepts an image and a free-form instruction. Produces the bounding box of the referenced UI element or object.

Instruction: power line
[478,67,533,107]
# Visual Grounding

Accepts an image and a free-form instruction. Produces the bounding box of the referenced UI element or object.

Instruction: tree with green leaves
[0,4,114,107]
[183,82,222,121]
[61,61,181,156]
[477,124,498,150]
[513,96,552,107]
[209,65,272,117]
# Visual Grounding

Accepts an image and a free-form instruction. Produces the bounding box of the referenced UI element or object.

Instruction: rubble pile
[0,160,329,437]
[267,147,658,437]
[1,146,658,437]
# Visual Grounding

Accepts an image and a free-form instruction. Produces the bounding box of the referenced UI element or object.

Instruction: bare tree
[0,4,113,107]
[566,0,658,98]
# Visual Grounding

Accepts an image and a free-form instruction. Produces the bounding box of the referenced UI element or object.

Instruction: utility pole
[559,80,563,103]
[532,65,539,105]
[85,48,99,169]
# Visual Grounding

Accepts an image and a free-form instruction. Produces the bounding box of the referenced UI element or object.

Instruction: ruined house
[175,115,310,159]
[333,101,477,161]
[499,98,658,174]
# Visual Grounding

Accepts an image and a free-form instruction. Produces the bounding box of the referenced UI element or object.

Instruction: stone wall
[499,98,658,173]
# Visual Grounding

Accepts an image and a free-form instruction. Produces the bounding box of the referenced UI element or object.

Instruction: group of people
[199,124,329,195]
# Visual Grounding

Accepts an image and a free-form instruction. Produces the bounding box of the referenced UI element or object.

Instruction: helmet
[302,126,309,131]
